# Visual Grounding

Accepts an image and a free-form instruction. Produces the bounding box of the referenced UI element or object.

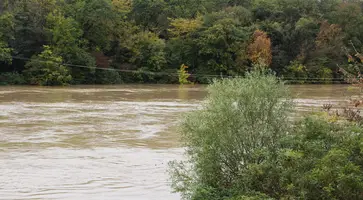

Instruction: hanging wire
[9,55,348,82]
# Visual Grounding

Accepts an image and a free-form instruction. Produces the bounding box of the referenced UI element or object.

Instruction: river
[0,84,356,200]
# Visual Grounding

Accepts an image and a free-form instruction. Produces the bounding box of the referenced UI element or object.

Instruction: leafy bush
[0,41,12,64]
[178,64,192,84]
[129,32,167,72]
[0,12,14,64]
[170,72,363,200]
[242,117,363,200]
[284,60,308,84]
[316,67,333,84]
[0,72,26,85]
[93,69,122,84]
[24,46,72,86]
[169,71,293,200]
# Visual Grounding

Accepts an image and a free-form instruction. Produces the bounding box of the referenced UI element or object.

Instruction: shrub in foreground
[169,72,363,200]
[169,71,293,199]
[240,117,363,200]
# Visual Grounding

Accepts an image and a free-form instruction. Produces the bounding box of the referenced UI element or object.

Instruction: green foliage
[131,0,168,33]
[0,42,12,64]
[1,0,363,84]
[75,0,116,51]
[242,117,363,200]
[46,11,84,55]
[0,12,14,41]
[46,10,96,84]
[178,64,191,84]
[284,60,308,83]
[170,71,293,199]
[170,72,363,200]
[129,32,167,72]
[166,0,206,18]
[0,12,14,63]
[316,67,333,83]
[0,72,25,85]
[24,46,71,86]
[11,0,57,59]
[228,193,274,200]
[93,69,122,84]
[169,17,203,37]
[194,9,251,77]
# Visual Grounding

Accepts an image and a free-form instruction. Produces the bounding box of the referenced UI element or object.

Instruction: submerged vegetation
[169,71,363,200]
[1,0,363,85]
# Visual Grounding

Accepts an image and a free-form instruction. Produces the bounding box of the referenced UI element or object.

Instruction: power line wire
[9,55,349,81]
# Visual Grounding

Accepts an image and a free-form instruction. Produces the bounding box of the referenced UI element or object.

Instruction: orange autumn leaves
[248,30,272,67]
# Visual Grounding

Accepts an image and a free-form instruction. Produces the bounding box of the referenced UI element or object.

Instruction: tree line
[0,0,362,85]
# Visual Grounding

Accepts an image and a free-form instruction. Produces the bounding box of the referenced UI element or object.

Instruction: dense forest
[0,0,363,85]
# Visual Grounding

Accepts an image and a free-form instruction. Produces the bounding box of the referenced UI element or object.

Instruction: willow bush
[169,71,293,199]
[169,71,363,200]
[244,117,363,200]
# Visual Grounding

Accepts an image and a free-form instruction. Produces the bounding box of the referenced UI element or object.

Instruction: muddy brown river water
[0,84,356,200]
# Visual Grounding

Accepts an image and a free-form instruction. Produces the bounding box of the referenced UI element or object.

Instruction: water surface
[0,84,355,199]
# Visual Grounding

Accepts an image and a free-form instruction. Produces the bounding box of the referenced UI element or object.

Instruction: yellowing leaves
[355,53,363,63]
[111,0,132,14]
[348,54,354,63]
[178,64,191,84]
[315,21,342,48]
[247,30,272,66]
[168,17,202,37]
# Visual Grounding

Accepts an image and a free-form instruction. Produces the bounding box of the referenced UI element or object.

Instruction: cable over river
[0,84,356,200]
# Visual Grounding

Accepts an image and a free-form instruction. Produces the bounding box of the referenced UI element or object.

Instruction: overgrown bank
[1,0,363,85]
[169,71,363,200]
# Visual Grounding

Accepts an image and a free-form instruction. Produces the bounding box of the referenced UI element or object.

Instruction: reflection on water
[0,84,357,199]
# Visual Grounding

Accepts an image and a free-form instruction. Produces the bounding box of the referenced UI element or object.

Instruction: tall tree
[0,12,14,64]
[46,10,96,83]
[248,29,272,66]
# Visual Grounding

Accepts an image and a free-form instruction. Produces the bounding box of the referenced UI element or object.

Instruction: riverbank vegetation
[1,0,363,85]
[169,71,363,200]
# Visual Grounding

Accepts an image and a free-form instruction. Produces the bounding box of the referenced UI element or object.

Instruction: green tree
[329,2,363,46]
[131,0,168,34]
[170,71,293,199]
[240,117,363,200]
[46,10,96,84]
[1,0,363,84]
[166,6,252,83]
[0,42,12,63]
[166,0,206,18]
[178,64,191,84]
[24,45,71,85]
[0,12,14,63]
[73,0,117,51]
[302,21,344,81]
[195,8,251,78]
[129,32,167,72]
[11,0,57,58]
[170,72,363,200]
[169,17,203,37]
[284,60,308,83]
